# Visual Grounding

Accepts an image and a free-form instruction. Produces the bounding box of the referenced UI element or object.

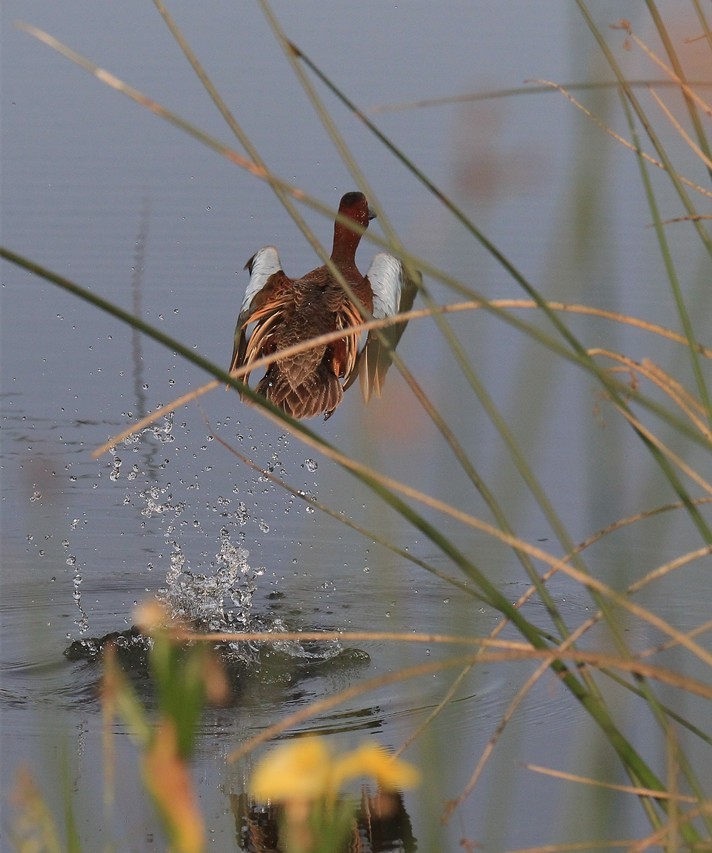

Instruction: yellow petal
[250,737,333,802]
[332,744,420,792]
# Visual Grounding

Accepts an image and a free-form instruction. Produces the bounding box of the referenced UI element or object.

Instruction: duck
[228,191,419,420]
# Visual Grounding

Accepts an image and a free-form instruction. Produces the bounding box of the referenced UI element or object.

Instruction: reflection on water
[64,625,371,713]
[233,789,416,853]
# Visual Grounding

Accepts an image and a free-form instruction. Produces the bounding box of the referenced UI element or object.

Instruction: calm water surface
[2,2,711,849]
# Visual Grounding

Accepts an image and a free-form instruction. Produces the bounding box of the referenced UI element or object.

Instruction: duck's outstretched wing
[228,246,284,385]
[347,253,420,402]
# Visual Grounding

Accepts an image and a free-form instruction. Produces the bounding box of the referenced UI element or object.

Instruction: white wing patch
[366,253,404,319]
[354,253,419,402]
[241,246,283,315]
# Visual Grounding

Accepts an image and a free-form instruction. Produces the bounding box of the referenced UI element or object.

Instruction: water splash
[65,417,343,664]
[160,526,261,633]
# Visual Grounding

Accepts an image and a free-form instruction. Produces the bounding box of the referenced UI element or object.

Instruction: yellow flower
[332,743,421,792]
[250,737,333,802]
[249,737,421,805]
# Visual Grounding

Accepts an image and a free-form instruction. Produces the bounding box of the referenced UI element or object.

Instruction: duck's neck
[330,220,361,268]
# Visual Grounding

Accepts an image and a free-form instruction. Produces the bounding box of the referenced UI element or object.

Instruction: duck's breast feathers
[365,253,419,318]
[241,246,284,315]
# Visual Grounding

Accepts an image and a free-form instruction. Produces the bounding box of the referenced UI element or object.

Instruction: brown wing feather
[228,271,292,388]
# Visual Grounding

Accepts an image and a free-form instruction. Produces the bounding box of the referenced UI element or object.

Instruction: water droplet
[303,458,318,473]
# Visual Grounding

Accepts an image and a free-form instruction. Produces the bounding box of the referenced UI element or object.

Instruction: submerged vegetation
[3,1,712,850]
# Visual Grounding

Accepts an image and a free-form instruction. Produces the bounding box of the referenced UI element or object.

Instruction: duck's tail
[256,363,343,420]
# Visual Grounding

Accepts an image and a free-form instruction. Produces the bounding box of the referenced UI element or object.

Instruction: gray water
[2,2,711,849]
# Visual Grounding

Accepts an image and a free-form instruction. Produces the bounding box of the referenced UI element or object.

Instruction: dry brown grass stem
[648,85,712,170]
[226,648,712,764]
[205,397,712,670]
[611,403,712,496]
[393,664,474,760]
[482,499,712,640]
[448,542,712,811]
[163,627,530,649]
[522,762,700,803]
[249,413,712,668]
[626,802,712,853]
[442,606,601,822]
[572,497,712,559]
[92,299,712,458]
[628,544,712,595]
[619,21,712,118]
[638,618,712,661]
[226,653,492,764]
[528,78,712,200]
[504,842,633,852]
[589,349,711,437]
[657,214,712,225]
[205,423,475,596]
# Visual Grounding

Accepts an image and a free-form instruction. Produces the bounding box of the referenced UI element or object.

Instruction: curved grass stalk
[691,0,712,55]
[524,764,701,804]
[279,26,712,578]
[570,496,712,559]
[10,28,712,458]
[8,11,712,832]
[574,9,712,259]
[645,0,711,161]
[224,644,712,765]
[90,298,712,457]
[590,350,711,437]
[7,251,709,820]
[576,7,712,466]
[639,620,712,660]
[368,79,712,116]
[256,0,589,653]
[529,79,712,200]
[649,86,712,171]
[443,611,603,823]
[3,249,710,740]
[204,420,482,602]
[620,88,712,430]
[258,9,710,701]
[612,402,712,497]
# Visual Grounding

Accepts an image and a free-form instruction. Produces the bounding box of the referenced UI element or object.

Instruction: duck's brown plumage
[229,191,418,420]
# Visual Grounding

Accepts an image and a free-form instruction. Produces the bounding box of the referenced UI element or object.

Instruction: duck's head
[338,191,376,229]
